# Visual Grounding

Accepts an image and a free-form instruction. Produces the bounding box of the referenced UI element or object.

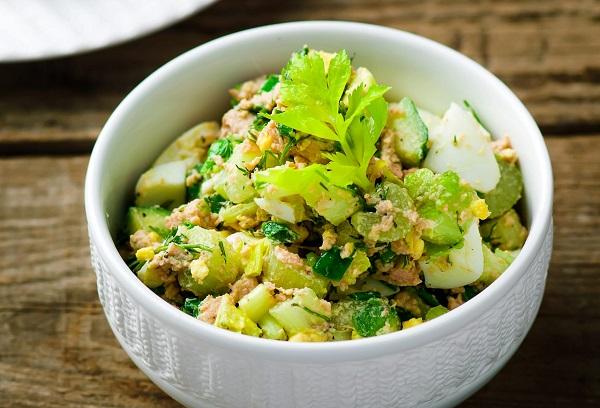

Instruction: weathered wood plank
[0,0,599,147]
[0,135,599,406]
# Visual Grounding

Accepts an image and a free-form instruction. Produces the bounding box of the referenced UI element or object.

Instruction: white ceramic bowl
[85,21,553,408]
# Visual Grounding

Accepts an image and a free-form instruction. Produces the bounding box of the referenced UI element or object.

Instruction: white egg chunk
[417,108,443,143]
[134,160,187,208]
[423,103,500,192]
[419,221,485,289]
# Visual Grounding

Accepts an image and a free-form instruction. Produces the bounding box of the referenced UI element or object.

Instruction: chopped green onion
[260,74,280,93]
[463,100,489,132]
[313,247,352,281]
[292,303,330,322]
[416,286,441,307]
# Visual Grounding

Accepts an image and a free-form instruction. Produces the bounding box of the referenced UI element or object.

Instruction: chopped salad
[121,47,527,342]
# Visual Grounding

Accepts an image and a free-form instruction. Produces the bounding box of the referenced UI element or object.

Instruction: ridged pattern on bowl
[90,224,552,408]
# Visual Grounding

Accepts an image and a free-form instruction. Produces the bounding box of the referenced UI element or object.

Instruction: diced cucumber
[254,196,306,224]
[153,121,220,169]
[215,294,262,337]
[227,140,261,167]
[331,329,352,341]
[258,314,287,340]
[219,201,258,226]
[137,262,163,288]
[394,287,430,318]
[213,165,256,204]
[482,158,523,218]
[288,330,329,342]
[177,226,241,297]
[331,297,399,337]
[419,203,463,245]
[423,103,500,193]
[263,246,329,297]
[332,250,371,288]
[479,209,527,250]
[268,288,331,336]
[404,168,479,245]
[477,244,516,285]
[313,185,361,226]
[125,206,170,235]
[419,221,484,289]
[254,165,360,226]
[425,305,449,321]
[351,278,400,297]
[388,97,429,167]
[351,182,414,242]
[135,160,187,209]
[244,239,269,278]
[238,284,277,322]
[417,108,443,141]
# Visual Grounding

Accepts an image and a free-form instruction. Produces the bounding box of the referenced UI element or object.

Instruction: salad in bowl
[121,47,527,342]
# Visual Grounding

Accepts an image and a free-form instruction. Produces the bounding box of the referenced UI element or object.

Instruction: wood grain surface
[0,1,599,407]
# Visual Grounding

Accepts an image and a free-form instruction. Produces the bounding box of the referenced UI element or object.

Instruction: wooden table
[1,1,599,406]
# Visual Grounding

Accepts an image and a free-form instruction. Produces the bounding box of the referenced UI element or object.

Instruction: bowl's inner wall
[99,26,543,238]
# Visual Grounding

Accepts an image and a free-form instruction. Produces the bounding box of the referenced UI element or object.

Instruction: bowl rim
[85,20,553,363]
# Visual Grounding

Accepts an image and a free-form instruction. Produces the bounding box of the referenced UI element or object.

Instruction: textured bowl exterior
[89,224,552,408]
[85,22,554,408]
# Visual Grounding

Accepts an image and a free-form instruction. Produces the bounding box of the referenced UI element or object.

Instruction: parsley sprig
[152,226,212,254]
[265,49,389,189]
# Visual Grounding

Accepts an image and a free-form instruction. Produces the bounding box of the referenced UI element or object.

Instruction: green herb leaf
[261,221,298,244]
[256,150,279,171]
[199,159,215,175]
[149,226,171,240]
[235,164,251,176]
[182,297,202,317]
[251,113,270,134]
[204,194,227,213]
[186,182,201,201]
[313,247,353,281]
[207,138,233,160]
